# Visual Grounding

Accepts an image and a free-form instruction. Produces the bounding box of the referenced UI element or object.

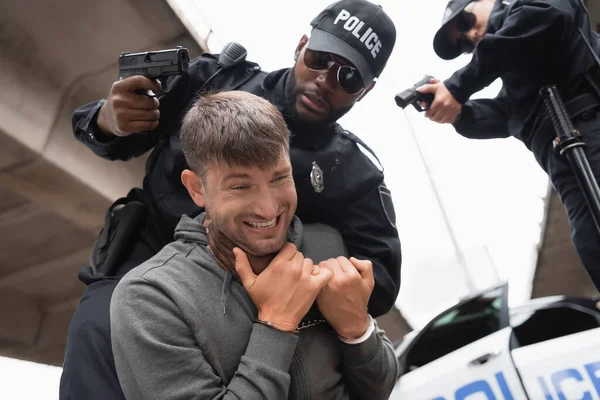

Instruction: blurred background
[1,0,598,397]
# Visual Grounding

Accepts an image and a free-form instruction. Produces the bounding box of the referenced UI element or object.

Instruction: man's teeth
[246,218,277,229]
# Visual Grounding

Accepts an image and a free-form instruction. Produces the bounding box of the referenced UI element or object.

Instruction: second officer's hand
[234,243,332,333]
[96,76,162,137]
[316,256,374,340]
[417,78,462,124]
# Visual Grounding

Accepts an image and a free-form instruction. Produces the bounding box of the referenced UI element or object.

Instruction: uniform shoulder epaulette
[342,130,384,172]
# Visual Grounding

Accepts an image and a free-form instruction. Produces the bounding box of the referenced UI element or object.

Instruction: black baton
[541,85,600,236]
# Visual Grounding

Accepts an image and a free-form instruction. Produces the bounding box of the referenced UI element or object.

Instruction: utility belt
[530,65,600,158]
[89,188,147,278]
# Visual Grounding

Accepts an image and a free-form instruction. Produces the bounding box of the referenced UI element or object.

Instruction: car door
[391,283,529,400]
[510,302,600,399]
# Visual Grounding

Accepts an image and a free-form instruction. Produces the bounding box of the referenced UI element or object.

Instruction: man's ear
[294,35,309,62]
[181,169,206,208]
[357,81,376,102]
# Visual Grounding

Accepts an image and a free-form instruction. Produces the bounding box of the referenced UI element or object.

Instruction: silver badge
[310,161,324,193]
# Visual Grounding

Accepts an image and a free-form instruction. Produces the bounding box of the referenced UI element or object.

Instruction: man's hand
[205,220,239,281]
[417,78,462,124]
[96,76,162,137]
[235,243,332,333]
[316,256,374,340]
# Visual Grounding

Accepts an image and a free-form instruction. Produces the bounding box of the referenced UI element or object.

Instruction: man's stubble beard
[205,206,292,258]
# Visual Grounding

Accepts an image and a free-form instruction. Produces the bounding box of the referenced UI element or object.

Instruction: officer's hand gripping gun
[118,46,190,94]
[395,75,436,112]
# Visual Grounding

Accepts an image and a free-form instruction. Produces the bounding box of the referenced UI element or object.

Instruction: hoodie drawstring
[220,272,233,315]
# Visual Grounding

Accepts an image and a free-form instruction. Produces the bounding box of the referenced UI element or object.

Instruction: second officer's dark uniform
[435,0,600,286]
[59,51,402,398]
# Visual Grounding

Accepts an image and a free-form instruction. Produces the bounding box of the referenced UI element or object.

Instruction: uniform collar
[487,0,513,35]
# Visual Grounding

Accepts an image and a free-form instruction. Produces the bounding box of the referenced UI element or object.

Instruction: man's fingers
[299,256,312,272]
[427,104,443,122]
[313,267,333,289]
[429,78,440,84]
[311,264,321,276]
[234,247,256,288]
[118,75,162,93]
[274,242,298,262]
[217,247,235,267]
[350,257,372,274]
[320,258,343,276]
[210,224,236,249]
[336,256,357,275]
[416,83,437,94]
[124,109,160,122]
[112,92,159,112]
[127,120,159,133]
[350,257,374,286]
[129,95,160,111]
[318,260,333,274]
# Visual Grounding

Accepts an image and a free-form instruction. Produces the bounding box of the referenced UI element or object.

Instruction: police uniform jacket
[72,53,401,317]
[446,0,600,167]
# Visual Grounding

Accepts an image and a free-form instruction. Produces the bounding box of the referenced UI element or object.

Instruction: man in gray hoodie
[110,91,399,399]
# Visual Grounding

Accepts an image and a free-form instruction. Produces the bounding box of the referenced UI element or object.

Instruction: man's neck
[246,253,277,275]
[209,246,277,279]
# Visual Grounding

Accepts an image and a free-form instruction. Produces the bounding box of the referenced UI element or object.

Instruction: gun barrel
[395,89,418,108]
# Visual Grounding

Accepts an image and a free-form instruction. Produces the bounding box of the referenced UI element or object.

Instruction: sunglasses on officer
[455,2,476,54]
[303,48,365,95]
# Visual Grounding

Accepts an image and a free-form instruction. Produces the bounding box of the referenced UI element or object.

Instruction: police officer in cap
[417,0,600,288]
[60,1,402,398]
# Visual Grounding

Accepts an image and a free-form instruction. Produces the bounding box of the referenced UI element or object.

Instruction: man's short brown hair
[180,91,290,178]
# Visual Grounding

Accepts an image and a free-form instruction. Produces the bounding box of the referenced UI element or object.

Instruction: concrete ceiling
[0,0,204,366]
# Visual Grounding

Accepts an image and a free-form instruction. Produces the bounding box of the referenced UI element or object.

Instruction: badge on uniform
[379,184,396,228]
[310,161,324,193]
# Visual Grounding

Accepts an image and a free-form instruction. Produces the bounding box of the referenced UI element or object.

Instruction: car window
[512,302,600,347]
[404,285,508,370]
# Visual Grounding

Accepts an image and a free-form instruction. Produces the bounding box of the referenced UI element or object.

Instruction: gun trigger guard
[412,100,430,113]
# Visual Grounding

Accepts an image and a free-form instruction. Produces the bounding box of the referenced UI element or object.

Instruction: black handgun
[118,46,190,93]
[395,75,435,112]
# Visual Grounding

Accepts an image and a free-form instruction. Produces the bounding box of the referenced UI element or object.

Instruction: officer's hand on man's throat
[417,79,462,124]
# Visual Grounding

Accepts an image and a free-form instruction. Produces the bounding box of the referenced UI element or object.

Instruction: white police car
[390,283,600,400]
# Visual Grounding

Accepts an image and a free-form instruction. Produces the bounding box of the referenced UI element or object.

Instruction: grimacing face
[198,152,297,257]
[289,35,370,124]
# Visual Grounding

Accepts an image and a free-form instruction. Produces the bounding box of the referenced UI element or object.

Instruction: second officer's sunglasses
[303,48,365,95]
[455,3,477,54]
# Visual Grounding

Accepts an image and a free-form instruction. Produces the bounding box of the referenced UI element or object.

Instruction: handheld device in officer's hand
[118,46,190,95]
[395,75,436,112]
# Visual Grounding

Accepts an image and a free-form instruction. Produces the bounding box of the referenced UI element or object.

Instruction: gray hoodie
[110,214,399,400]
